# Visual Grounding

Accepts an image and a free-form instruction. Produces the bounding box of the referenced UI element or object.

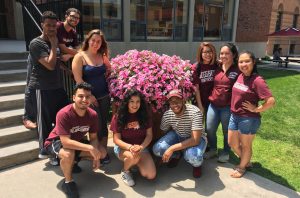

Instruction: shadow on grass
[229,153,297,192]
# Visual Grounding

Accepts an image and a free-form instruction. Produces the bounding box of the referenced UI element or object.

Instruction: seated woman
[110,89,156,187]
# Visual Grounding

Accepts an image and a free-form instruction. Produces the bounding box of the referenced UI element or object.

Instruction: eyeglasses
[202,51,212,54]
[69,15,80,20]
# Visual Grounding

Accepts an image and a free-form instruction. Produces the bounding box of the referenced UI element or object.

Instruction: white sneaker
[49,157,59,166]
[203,149,218,159]
[121,170,135,187]
[218,152,229,163]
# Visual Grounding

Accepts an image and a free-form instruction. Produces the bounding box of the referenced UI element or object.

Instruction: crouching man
[152,89,207,178]
[44,82,107,198]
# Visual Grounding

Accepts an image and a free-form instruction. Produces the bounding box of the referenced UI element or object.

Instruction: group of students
[24,9,275,198]
[192,42,275,178]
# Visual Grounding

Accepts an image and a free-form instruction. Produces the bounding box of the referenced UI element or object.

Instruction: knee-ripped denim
[152,131,207,167]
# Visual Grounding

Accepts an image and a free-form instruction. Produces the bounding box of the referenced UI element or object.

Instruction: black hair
[41,11,57,22]
[117,89,149,131]
[65,8,81,17]
[220,42,239,66]
[238,51,258,75]
[73,82,93,94]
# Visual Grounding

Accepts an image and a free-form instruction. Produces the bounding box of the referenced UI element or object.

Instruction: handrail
[17,0,42,32]
[22,6,42,33]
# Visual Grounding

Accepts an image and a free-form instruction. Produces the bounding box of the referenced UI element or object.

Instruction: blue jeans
[228,114,261,134]
[206,104,231,152]
[152,131,207,167]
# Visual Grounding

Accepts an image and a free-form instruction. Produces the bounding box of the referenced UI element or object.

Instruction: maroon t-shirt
[192,62,218,108]
[209,65,240,107]
[56,21,78,48]
[44,104,98,147]
[110,113,152,145]
[231,74,273,117]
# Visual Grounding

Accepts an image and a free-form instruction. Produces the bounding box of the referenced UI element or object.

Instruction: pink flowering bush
[108,50,194,112]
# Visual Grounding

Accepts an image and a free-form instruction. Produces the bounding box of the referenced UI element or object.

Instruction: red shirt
[192,62,218,108]
[44,104,98,147]
[56,21,78,48]
[231,74,273,117]
[110,113,151,145]
[209,65,240,107]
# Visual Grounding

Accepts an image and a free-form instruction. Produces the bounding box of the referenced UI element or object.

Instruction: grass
[217,68,300,191]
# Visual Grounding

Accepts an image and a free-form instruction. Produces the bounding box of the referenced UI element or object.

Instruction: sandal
[230,167,246,178]
[246,162,253,169]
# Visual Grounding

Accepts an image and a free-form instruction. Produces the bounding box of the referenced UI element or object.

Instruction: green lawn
[217,68,300,191]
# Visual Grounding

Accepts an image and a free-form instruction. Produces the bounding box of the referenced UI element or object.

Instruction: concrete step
[0,93,24,111]
[0,52,28,60]
[0,140,39,170]
[0,81,26,96]
[0,59,27,70]
[0,125,37,147]
[0,108,23,128]
[0,69,27,82]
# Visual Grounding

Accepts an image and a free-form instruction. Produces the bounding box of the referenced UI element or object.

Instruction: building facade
[266,0,300,56]
[4,0,293,60]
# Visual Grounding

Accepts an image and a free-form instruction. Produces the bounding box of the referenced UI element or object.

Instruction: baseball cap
[167,89,183,100]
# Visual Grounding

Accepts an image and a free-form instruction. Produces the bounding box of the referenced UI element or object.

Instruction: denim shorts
[114,145,149,159]
[228,114,261,134]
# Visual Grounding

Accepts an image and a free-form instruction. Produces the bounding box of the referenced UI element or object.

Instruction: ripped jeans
[152,131,207,167]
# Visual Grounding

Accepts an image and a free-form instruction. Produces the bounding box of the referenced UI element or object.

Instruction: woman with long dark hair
[228,51,275,178]
[205,43,240,162]
[193,42,218,114]
[110,89,156,187]
[72,29,111,164]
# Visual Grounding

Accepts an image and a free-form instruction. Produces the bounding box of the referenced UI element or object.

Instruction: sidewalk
[0,138,299,198]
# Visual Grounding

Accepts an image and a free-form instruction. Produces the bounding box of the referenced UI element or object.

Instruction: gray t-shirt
[28,37,62,90]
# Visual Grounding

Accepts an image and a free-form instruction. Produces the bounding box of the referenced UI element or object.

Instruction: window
[82,0,123,41]
[130,0,189,41]
[289,44,295,54]
[293,7,299,28]
[193,0,234,41]
[130,0,146,40]
[275,4,283,32]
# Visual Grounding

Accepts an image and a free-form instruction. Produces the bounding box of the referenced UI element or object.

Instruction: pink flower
[108,50,194,112]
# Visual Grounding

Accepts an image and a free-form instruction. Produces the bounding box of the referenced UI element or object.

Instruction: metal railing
[17,0,77,99]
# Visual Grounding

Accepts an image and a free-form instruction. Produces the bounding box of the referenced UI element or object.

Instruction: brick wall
[236,0,273,42]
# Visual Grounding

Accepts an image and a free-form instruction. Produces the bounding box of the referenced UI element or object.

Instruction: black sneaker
[100,154,111,165]
[72,163,82,174]
[61,181,79,198]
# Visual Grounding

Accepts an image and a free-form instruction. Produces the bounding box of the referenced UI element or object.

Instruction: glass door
[203,4,223,40]
[0,0,8,38]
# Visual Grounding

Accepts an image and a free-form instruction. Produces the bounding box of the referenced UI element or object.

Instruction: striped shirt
[160,104,204,138]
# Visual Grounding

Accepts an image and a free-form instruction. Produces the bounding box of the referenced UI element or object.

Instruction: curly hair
[117,89,149,131]
[81,29,109,56]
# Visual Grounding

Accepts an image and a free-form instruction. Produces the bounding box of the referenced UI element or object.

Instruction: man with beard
[44,82,107,198]
[57,8,80,61]
[152,89,207,178]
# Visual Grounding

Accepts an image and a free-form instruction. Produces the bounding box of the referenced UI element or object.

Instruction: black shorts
[46,139,89,162]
